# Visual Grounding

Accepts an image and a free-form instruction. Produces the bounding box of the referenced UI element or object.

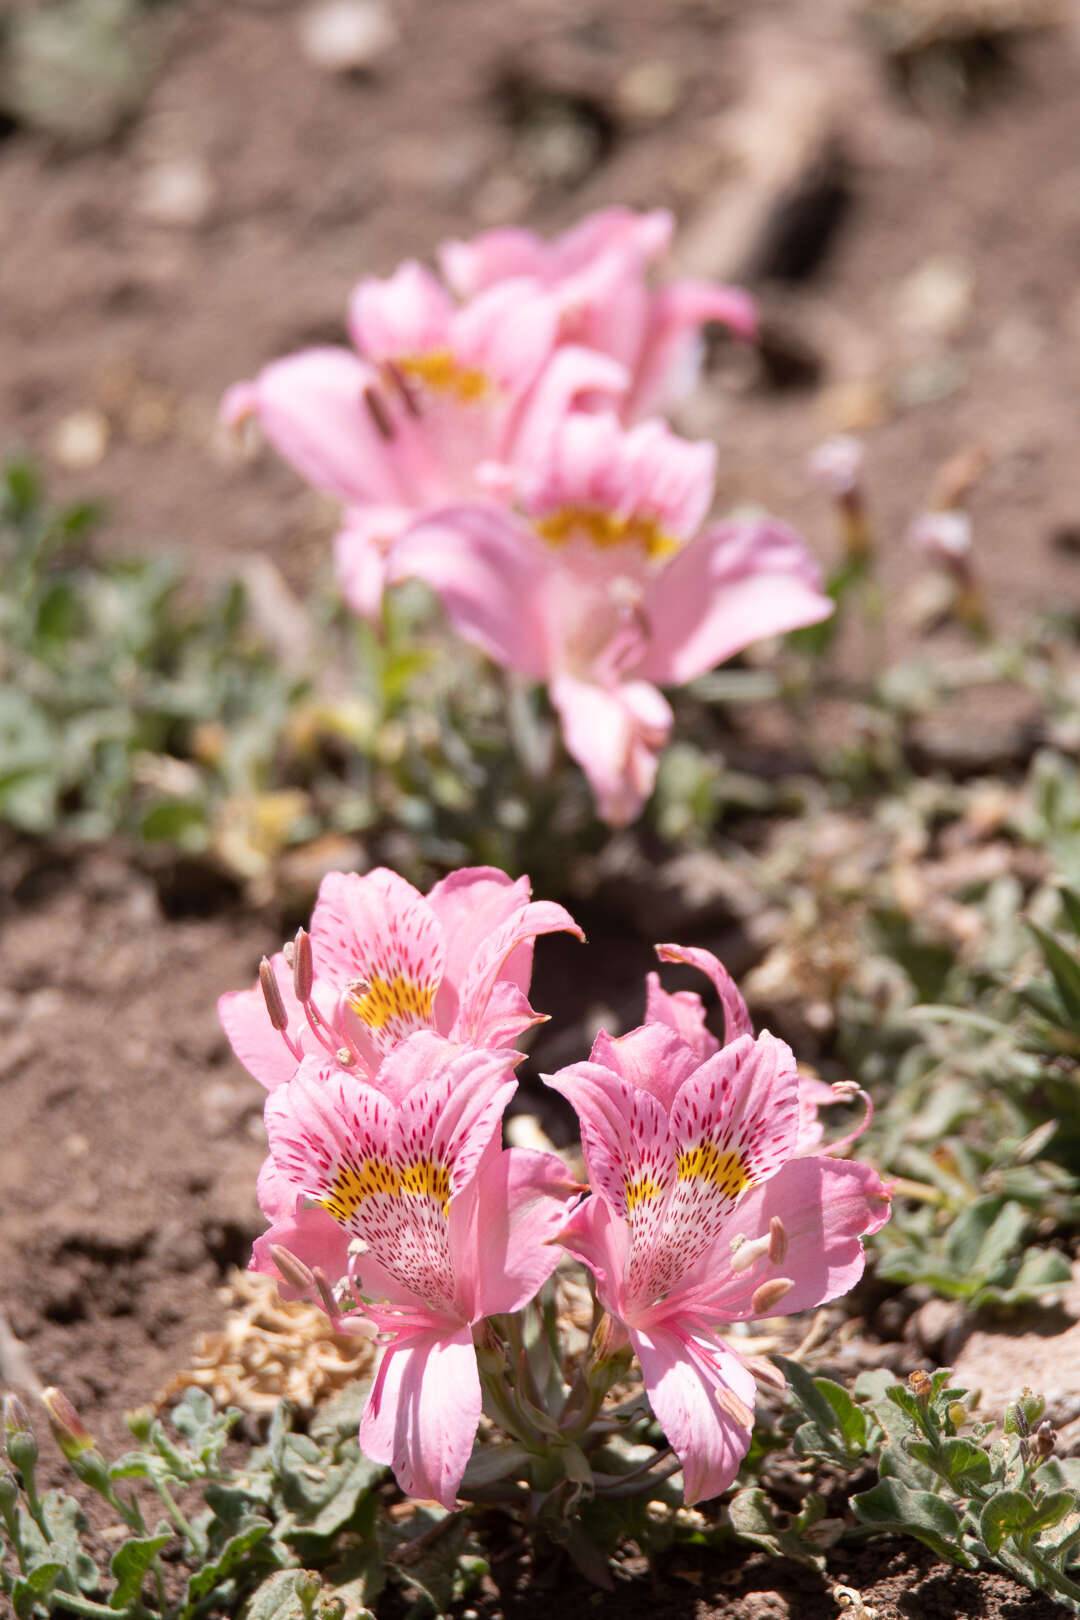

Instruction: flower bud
[0,1467,19,1518]
[41,1388,95,1461]
[908,1368,932,1405]
[3,1395,38,1477]
[125,1405,155,1443]
[1034,1419,1056,1461]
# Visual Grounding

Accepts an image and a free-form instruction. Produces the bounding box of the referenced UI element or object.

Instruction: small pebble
[299,0,396,73]
[51,408,109,471]
[135,159,213,228]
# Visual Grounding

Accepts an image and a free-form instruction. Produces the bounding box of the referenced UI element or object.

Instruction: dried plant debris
[162,1269,375,1416]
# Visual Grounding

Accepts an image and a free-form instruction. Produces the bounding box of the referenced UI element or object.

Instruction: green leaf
[1027,923,1080,1028]
[41,1491,100,1592]
[11,1560,64,1617]
[852,1477,976,1567]
[773,1356,847,1440]
[981,1488,1041,1554]
[181,1521,275,1617]
[727,1487,826,1570]
[907,1437,992,1486]
[139,799,208,847]
[109,1532,171,1609]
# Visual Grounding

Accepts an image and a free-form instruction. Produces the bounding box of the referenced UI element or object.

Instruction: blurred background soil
[2,2,1080,1614]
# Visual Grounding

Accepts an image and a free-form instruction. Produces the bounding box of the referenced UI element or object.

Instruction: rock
[298,0,397,74]
[952,1262,1080,1430]
[894,255,974,340]
[905,1296,973,1361]
[615,60,681,124]
[50,408,109,471]
[135,158,214,228]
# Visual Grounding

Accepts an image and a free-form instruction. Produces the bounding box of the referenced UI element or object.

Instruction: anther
[293,927,314,1003]
[270,1244,316,1296]
[363,385,395,442]
[335,1047,355,1067]
[768,1216,788,1264]
[384,360,422,418]
[750,1277,795,1315]
[283,941,296,967]
[730,1233,771,1274]
[347,976,372,1000]
[259,958,289,1031]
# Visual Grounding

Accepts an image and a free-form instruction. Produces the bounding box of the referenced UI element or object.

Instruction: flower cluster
[227,208,833,824]
[224,864,889,1511]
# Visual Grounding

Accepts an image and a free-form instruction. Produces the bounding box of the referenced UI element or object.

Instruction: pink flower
[253,1033,581,1506]
[391,411,832,825]
[224,263,626,619]
[439,206,757,420]
[218,865,582,1091]
[547,1024,890,1503]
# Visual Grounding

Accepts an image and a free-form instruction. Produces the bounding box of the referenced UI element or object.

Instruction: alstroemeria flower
[218,865,581,1091]
[224,262,626,618]
[391,411,833,825]
[547,1023,890,1503]
[439,206,757,420]
[254,1033,581,1506]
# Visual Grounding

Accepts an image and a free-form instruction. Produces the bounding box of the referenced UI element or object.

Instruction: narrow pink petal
[545,1059,673,1224]
[642,518,833,687]
[439,227,548,296]
[310,869,446,1055]
[627,280,757,420]
[450,277,558,397]
[450,1147,584,1319]
[550,675,672,828]
[507,344,629,471]
[655,943,753,1042]
[452,899,583,1045]
[234,348,405,506]
[425,867,530,1026]
[675,1157,891,1322]
[333,507,412,621]
[642,974,718,1061]
[360,1327,480,1508]
[390,507,555,679]
[631,1323,755,1504]
[348,260,454,362]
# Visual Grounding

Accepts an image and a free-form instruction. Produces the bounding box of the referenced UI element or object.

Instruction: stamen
[363,385,395,442]
[384,360,422,418]
[768,1217,788,1264]
[293,927,314,1003]
[283,941,296,967]
[729,1233,771,1274]
[713,1383,753,1428]
[259,958,288,1031]
[336,1047,355,1067]
[751,1277,795,1315]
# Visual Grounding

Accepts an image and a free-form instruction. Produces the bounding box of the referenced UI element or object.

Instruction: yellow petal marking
[395,348,491,403]
[348,973,436,1031]
[676,1143,750,1200]
[320,1158,401,1223]
[533,505,681,562]
[400,1159,452,1211]
[625,1172,665,1215]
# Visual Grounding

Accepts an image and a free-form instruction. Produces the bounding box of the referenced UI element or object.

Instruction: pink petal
[631,1322,756,1504]
[642,974,718,1061]
[507,345,629,471]
[390,506,555,679]
[641,518,833,687]
[334,507,412,621]
[545,1058,673,1223]
[450,277,559,397]
[452,899,583,1045]
[549,675,672,828]
[218,955,304,1091]
[231,348,405,506]
[425,867,532,1025]
[669,1032,801,1198]
[677,1156,892,1322]
[439,226,549,296]
[250,1202,351,1301]
[628,280,757,420]
[552,1192,631,1314]
[587,1022,702,1113]
[309,868,446,1057]
[360,1326,480,1508]
[348,260,455,363]
[389,1044,518,1201]
[655,943,753,1042]
[450,1146,584,1319]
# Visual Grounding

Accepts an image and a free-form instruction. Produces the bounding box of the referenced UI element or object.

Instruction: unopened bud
[293,928,314,1003]
[768,1217,788,1265]
[125,1406,155,1443]
[3,1395,38,1475]
[0,1468,18,1517]
[270,1243,316,1296]
[946,1402,968,1429]
[750,1277,794,1316]
[259,957,289,1031]
[1034,1419,1056,1460]
[908,1368,932,1405]
[41,1388,95,1461]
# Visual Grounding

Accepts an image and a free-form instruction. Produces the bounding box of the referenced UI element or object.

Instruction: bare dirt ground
[3,2,1080,1614]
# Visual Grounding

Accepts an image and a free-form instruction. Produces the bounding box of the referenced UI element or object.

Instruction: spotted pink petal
[642,518,833,687]
[390,1046,518,1203]
[544,1060,673,1235]
[655,943,753,1043]
[424,867,535,1033]
[587,1023,702,1113]
[310,868,446,1058]
[630,1322,756,1504]
[672,1156,892,1324]
[359,1324,480,1508]
[668,1033,801,1202]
